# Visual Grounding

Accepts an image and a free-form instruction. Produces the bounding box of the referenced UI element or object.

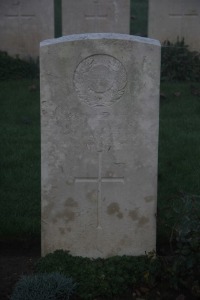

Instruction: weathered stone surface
[148,0,200,51]
[0,0,54,58]
[40,33,161,258]
[62,0,130,35]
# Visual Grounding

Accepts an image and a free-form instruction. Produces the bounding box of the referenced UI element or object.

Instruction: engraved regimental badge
[74,54,127,107]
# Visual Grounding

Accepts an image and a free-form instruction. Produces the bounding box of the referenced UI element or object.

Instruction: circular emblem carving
[74,54,127,107]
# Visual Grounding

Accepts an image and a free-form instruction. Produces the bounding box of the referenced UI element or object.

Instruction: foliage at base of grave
[36,194,200,300]
[36,252,161,299]
[161,39,200,81]
[10,272,76,300]
[158,193,200,298]
[36,250,200,299]
[0,51,39,80]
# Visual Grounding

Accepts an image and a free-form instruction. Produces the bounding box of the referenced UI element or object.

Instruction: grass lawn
[0,79,200,246]
[158,82,200,244]
[0,80,40,238]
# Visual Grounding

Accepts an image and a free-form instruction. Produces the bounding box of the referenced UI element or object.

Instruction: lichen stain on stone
[106,252,116,258]
[138,216,149,227]
[119,235,129,246]
[64,197,78,207]
[59,227,65,235]
[65,210,75,222]
[144,196,154,203]
[117,212,123,219]
[129,209,139,221]
[87,189,97,202]
[107,202,123,218]
[43,201,54,220]
[107,202,120,215]
[56,209,75,223]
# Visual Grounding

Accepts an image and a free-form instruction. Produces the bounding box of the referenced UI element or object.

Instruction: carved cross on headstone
[5,0,35,53]
[75,151,124,229]
[169,11,198,17]
[169,2,198,18]
[168,2,199,40]
[5,1,35,20]
[84,0,108,31]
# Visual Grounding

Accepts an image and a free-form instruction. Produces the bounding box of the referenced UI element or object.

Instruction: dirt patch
[0,238,40,300]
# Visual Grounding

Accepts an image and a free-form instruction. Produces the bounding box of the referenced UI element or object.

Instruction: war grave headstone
[0,0,54,58]
[148,0,200,51]
[40,33,161,258]
[62,0,130,35]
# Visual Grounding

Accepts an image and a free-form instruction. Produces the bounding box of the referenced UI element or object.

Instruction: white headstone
[148,0,200,51]
[62,0,130,35]
[40,33,161,258]
[0,0,54,58]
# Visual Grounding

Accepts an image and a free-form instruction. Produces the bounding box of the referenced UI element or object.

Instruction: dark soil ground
[0,238,41,300]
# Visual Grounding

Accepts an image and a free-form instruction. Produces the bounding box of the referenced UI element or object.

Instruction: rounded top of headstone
[40,33,161,47]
